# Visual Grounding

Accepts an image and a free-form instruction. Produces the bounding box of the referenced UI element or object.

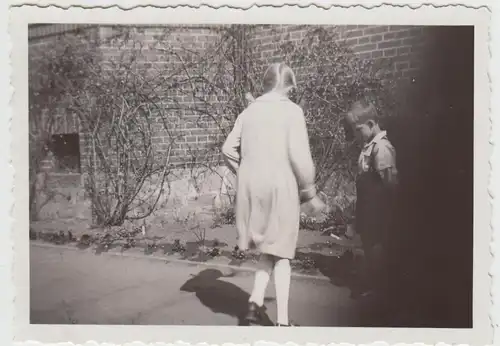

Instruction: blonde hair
[345,99,379,126]
[262,63,297,94]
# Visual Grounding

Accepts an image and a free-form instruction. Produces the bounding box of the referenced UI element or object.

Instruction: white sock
[274,258,291,325]
[249,255,274,306]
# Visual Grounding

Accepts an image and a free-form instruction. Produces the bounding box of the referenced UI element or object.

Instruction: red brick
[403,37,422,46]
[396,61,410,70]
[346,38,359,46]
[383,32,398,40]
[358,52,372,60]
[384,48,397,57]
[389,25,413,31]
[395,30,412,39]
[393,71,404,79]
[344,30,363,38]
[398,46,411,55]
[358,36,370,44]
[403,68,419,78]
[363,27,389,35]
[290,31,304,40]
[410,60,422,69]
[392,53,411,62]
[378,39,403,49]
[355,43,377,53]
[409,27,424,36]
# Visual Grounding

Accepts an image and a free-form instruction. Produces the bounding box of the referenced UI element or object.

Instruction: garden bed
[30,216,362,277]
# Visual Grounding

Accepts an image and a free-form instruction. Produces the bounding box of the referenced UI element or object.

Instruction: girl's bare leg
[249,254,274,306]
[274,257,291,325]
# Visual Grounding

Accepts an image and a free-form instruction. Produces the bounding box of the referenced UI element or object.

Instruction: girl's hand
[301,194,327,217]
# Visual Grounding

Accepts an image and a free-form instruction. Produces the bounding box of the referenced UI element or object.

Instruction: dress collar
[255,91,290,102]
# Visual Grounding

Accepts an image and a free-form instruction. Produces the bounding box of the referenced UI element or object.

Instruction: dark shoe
[275,321,299,327]
[244,302,264,325]
[350,286,375,300]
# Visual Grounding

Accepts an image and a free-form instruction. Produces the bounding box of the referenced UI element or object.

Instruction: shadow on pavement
[180,268,275,326]
[296,250,360,291]
[296,250,427,327]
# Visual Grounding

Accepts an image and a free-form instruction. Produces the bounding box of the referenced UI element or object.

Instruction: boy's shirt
[355,131,398,237]
[358,131,397,177]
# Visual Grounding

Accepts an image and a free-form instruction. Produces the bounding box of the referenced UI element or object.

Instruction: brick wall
[341,25,428,80]
[29,25,221,174]
[29,24,431,182]
[29,25,100,175]
[87,26,223,170]
[249,24,430,81]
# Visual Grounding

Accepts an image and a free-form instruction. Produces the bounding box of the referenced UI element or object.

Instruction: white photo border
[5,2,495,346]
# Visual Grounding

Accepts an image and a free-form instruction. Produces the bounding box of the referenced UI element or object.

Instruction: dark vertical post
[390,26,474,328]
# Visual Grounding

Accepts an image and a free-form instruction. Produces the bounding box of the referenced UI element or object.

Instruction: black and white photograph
[10,3,492,346]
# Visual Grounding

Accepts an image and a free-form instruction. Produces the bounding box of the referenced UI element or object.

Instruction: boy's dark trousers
[355,169,394,324]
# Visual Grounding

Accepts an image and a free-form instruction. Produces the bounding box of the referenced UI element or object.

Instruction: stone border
[31,241,331,281]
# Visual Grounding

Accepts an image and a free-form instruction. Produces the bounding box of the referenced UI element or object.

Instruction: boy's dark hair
[342,99,386,141]
[344,99,379,127]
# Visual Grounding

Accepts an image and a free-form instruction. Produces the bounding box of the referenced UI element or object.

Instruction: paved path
[30,243,361,326]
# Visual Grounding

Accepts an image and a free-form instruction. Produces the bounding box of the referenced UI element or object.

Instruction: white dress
[222,91,316,259]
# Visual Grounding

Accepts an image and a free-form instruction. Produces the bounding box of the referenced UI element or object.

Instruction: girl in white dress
[222,63,325,326]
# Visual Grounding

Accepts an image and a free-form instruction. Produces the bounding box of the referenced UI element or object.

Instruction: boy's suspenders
[368,141,380,175]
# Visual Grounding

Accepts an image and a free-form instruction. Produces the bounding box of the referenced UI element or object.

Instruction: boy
[344,99,398,303]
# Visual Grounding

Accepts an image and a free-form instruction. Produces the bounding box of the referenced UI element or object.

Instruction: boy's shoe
[329,234,362,248]
[244,302,265,325]
[350,286,376,300]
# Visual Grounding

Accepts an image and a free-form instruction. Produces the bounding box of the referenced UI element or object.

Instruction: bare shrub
[30,25,397,229]
[31,27,184,226]
[276,26,397,197]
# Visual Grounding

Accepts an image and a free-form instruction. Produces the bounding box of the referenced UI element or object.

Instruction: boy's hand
[379,168,398,188]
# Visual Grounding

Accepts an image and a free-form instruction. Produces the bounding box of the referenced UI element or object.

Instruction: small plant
[97,233,115,252]
[211,205,236,228]
[45,231,68,245]
[203,238,222,258]
[116,226,142,239]
[206,247,221,257]
[300,199,356,237]
[231,246,246,260]
[213,238,221,247]
[144,239,159,255]
[177,211,208,249]
[122,237,136,251]
[172,239,186,253]
[292,255,316,271]
[299,213,322,231]
[78,234,93,248]
[192,226,207,247]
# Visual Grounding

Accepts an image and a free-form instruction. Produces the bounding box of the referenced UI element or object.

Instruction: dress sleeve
[288,107,317,202]
[222,115,243,175]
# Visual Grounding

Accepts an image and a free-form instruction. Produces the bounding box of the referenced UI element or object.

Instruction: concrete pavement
[30,243,361,326]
